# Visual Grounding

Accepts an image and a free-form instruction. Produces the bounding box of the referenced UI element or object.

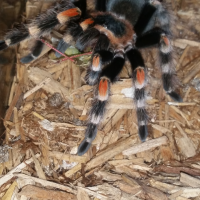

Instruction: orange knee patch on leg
[57,8,81,24]
[98,79,109,100]
[136,68,145,85]
[92,55,100,71]
[162,35,169,46]
[80,18,94,30]
[60,8,81,17]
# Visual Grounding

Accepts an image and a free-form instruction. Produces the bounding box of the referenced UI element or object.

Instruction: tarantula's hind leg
[135,28,182,102]
[78,51,125,156]
[20,40,44,63]
[126,48,148,141]
[159,34,182,102]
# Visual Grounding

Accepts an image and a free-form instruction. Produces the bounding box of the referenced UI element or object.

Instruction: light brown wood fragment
[114,181,141,195]
[65,163,84,177]
[141,183,168,200]
[85,136,137,171]
[101,109,127,134]
[108,159,133,167]
[23,77,51,99]
[180,173,200,187]
[151,124,172,134]
[94,171,122,182]
[0,154,40,186]
[16,173,76,195]
[18,185,76,200]
[77,187,107,200]
[46,62,67,74]
[49,151,87,163]
[13,107,20,137]
[122,175,140,187]
[176,46,190,70]
[51,122,85,130]
[165,101,169,128]
[175,122,196,158]
[183,87,191,102]
[77,187,90,200]
[183,57,200,84]
[169,107,185,123]
[168,102,196,106]
[115,165,141,179]
[60,60,81,92]
[150,179,200,198]
[30,149,46,180]
[173,39,200,49]
[28,67,70,100]
[170,106,190,126]
[4,84,22,121]
[123,136,168,156]
[169,190,183,200]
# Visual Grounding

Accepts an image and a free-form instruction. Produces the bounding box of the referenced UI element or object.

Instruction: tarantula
[0,0,182,156]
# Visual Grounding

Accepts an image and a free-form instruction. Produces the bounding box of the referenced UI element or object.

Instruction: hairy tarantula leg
[135,27,163,48]
[0,1,81,53]
[56,18,95,58]
[76,27,100,51]
[77,51,125,156]
[135,29,182,102]
[159,34,182,102]
[95,0,107,11]
[0,26,29,51]
[150,0,171,34]
[126,48,148,141]
[20,40,44,63]
[86,34,113,85]
[134,2,157,36]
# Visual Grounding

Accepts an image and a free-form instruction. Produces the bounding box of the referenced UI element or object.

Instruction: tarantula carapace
[0,0,182,156]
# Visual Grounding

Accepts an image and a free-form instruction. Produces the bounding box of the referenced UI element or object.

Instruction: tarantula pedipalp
[0,0,182,156]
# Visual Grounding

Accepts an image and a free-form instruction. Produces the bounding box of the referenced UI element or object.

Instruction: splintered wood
[1,0,200,200]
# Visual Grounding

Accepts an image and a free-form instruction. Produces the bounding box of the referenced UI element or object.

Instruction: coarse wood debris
[1,0,200,200]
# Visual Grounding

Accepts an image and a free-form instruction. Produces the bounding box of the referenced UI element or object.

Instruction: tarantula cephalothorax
[0,0,182,156]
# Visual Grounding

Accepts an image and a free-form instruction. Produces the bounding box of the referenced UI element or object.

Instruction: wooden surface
[1,0,200,200]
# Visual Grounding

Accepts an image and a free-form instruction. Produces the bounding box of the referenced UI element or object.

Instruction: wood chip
[18,185,76,200]
[123,136,168,156]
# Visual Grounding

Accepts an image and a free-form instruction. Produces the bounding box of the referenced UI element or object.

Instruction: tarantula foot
[77,123,98,156]
[55,39,70,58]
[77,139,91,156]
[168,91,183,102]
[139,125,148,142]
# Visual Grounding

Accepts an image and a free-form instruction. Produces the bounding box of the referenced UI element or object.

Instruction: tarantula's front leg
[77,51,125,156]
[126,48,148,141]
[135,28,182,102]
[0,1,81,57]
[86,34,113,85]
